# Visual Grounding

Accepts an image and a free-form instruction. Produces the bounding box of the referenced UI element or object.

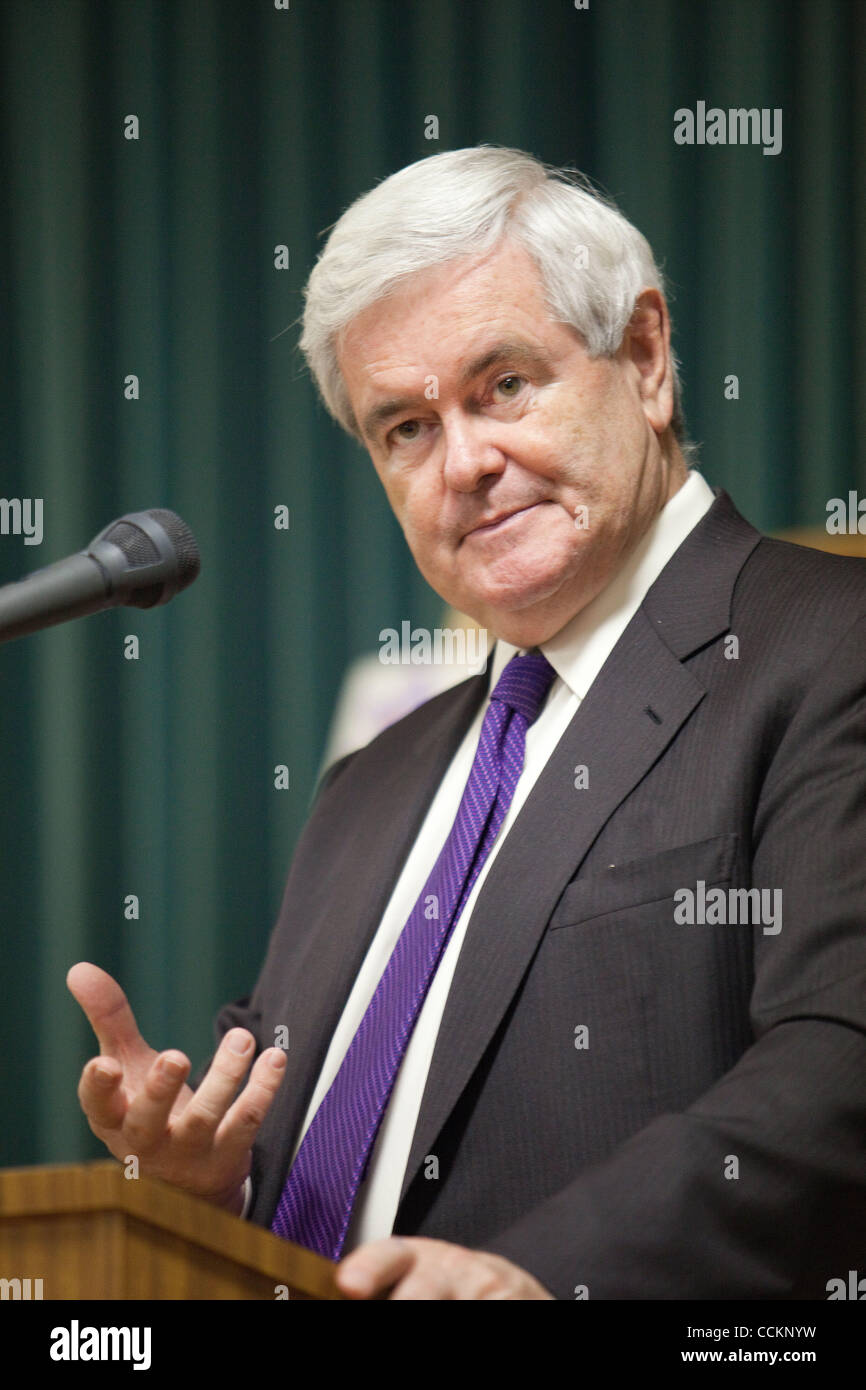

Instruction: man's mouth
[464,502,544,540]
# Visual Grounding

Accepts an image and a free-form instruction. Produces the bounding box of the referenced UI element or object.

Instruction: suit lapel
[399,489,763,1202]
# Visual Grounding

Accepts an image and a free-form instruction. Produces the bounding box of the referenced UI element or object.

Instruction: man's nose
[441,416,507,492]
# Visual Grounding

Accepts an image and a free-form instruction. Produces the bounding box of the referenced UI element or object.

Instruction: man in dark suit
[69,147,866,1299]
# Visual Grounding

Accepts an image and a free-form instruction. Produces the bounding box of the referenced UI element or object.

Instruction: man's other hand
[336,1236,555,1300]
[67,961,286,1213]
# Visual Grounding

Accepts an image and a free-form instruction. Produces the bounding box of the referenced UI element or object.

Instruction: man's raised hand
[67,962,286,1214]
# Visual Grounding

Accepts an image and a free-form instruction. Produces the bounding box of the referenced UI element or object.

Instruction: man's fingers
[337,1239,552,1301]
[175,1029,261,1148]
[387,1271,454,1301]
[78,1056,127,1133]
[122,1051,191,1151]
[214,1046,287,1155]
[67,962,147,1061]
[337,1237,415,1299]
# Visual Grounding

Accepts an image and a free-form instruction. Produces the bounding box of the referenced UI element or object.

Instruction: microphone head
[88,509,201,608]
[146,510,201,590]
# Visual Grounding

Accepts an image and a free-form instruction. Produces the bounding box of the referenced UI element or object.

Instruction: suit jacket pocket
[548,831,740,931]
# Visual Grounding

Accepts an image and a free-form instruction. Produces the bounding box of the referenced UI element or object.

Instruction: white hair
[299,145,697,462]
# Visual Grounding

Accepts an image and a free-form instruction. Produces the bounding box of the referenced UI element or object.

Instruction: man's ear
[622,288,674,436]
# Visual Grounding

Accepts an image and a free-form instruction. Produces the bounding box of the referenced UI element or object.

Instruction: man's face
[337,239,685,645]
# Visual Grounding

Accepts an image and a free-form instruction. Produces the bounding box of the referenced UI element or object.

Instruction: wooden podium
[0,1161,342,1300]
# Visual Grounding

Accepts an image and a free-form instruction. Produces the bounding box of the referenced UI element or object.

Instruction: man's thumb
[67,961,146,1059]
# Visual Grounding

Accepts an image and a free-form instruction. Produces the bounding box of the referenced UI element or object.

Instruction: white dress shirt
[247,470,716,1237]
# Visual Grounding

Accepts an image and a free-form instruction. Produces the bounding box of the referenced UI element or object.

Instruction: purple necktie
[270,649,556,1258]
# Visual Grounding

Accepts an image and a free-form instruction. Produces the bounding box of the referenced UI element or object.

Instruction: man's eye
[393,419,422,442]
[494,374,525,399]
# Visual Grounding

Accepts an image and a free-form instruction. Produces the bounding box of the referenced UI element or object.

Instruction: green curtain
[1,0,863,1166]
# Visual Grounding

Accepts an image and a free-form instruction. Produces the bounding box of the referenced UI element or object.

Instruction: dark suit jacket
[211,489,866,1298]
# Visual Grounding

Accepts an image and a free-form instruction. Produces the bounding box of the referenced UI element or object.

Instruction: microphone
[0,509,201,644]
